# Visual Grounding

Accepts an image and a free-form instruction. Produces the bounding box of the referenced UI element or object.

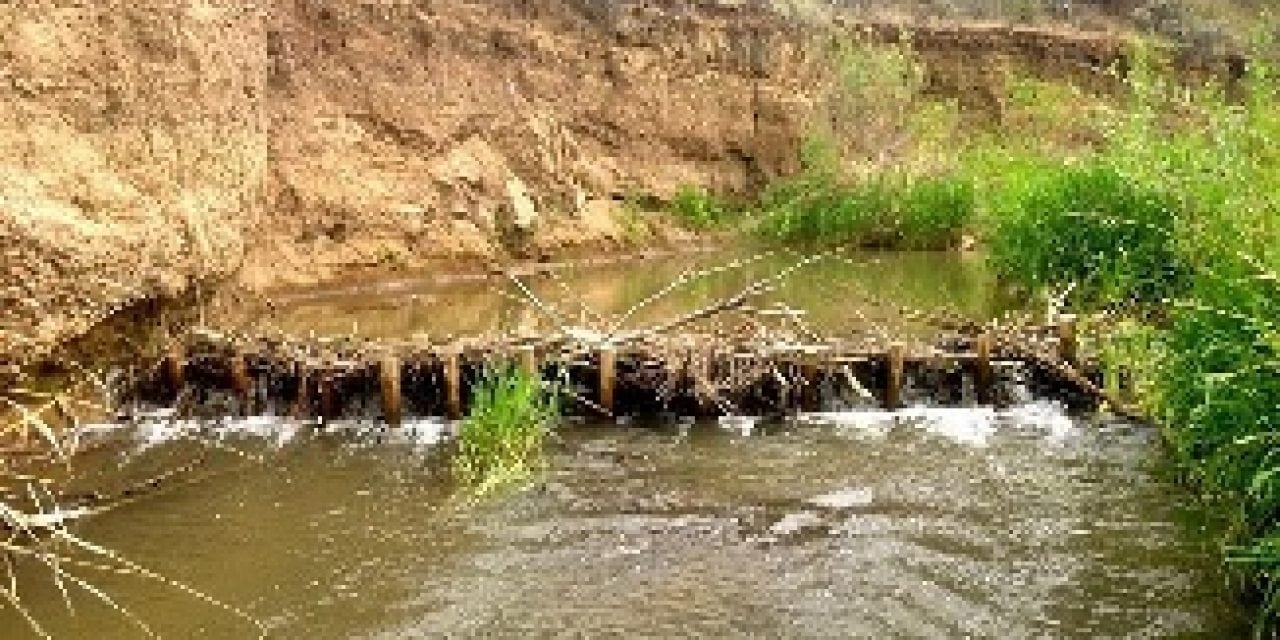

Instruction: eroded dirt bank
[0,0,1242,364]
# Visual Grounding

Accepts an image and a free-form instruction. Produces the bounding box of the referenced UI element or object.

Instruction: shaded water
[268,250,998,340]
[1,251,1248,638]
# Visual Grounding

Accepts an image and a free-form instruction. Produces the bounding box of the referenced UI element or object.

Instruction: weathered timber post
[291,365,311,420]
[885,342,905,410]
[380,355,402,427]
[444,352,462,420]
[975,334,994,406]
[599,346,617,414]
[319,372,338,421]
[518,345,538,378]
[228,351,251,408]
[163,347,185,396]
[800,356,820,412]
[1057,314,1078,367]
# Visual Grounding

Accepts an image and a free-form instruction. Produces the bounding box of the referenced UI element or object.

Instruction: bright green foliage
[756,172,974,249]
[895,176,977,250]
[979,43,1280,635]
[669,185,733,229]
[453,367,559,494]
[986,164,1188,306]
[1156,259,1280,634]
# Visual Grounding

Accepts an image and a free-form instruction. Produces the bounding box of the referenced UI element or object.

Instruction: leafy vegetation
[986,163,1188,306]
[755,169,974,249]
[980,43,1280,636]
[668,184,734,229]
[453,366,559,494]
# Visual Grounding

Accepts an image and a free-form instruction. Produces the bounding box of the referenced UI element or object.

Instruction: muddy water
[3,413,1246,638]
[2,252,1248,638]
[267,250,998,340]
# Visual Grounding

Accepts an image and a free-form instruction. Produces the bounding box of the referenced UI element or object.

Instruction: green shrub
[1148,258,1280,634]
[986,163,1188,306]
[755,172,973,249]
[669,185,733,229]
[453,367,559,494]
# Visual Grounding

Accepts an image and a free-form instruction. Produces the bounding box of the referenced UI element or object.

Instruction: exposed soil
[0,0,1250,365]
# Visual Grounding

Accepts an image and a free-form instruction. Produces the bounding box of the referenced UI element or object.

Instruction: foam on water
[802,402,1080,448]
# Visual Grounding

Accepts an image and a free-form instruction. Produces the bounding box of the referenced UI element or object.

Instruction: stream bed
[0,251,1249,638]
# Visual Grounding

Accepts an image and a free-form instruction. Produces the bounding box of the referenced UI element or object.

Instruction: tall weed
[453,366,559,494]
[980,40,1280,635]
[986,163,1188,306]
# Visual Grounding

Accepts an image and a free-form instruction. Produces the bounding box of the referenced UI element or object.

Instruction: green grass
[985,163,1188,307]
[755,170,974,249]
[668,184,734,230]
[978,44,1280,636]
[453,367,559,495]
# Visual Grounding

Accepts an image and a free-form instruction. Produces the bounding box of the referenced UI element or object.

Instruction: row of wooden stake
[162,317,1081,426]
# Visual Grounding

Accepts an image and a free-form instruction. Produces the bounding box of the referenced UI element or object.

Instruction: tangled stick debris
[112,252,1115,422]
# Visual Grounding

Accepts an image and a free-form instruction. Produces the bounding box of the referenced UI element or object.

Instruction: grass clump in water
[453,367,559,494]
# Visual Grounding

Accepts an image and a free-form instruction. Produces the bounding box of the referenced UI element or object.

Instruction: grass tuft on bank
[979,44,1280,636]
[986,163,1189,307]
[754,171,975,249]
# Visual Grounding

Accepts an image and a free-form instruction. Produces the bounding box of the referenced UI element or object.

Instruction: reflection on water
[2,406,1246,638]
[268,250,999,341]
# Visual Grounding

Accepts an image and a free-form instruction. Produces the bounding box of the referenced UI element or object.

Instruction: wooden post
[380,356,402,427]
[1057,314,1078,367]
[444,352,462,420]
[599,346,617,414]
[163,347,185,396]
[975,334,994,406]
[319,372,337,421]
[518,345,538,378]
[800,358,819,413]
[291,365,310,420]
[885,342,905,410]
[228,351,251,406]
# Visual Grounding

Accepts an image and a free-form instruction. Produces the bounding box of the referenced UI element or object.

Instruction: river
[1,250,1247,638]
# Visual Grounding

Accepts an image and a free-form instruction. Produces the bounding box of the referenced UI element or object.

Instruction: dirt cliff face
[1,2,266,362]
[247,0,822,289]
[248,0,1149,288]
[0,0,1235,363]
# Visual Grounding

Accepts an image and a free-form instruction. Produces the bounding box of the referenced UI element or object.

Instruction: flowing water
[1,251,1249,638]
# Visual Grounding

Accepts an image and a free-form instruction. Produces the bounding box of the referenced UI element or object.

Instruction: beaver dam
[109,250,1122,424]
[0,250,1251,638]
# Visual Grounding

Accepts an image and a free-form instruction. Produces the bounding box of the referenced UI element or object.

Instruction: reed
[1,368,266,638]
[979,39,1280,636]
[755,168,974,249]
[452,366,559,494]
